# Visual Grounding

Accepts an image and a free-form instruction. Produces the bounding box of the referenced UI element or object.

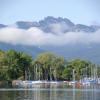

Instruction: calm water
[0,85,100,100]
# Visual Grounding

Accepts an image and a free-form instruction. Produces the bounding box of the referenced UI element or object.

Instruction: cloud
[0,26,100,46]
[48,23,69,34]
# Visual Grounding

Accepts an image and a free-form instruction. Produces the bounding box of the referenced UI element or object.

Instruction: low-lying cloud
[0,27,100,46]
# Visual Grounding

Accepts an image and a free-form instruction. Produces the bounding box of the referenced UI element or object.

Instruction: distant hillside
[0,42,45,57]
[0,16,100,64]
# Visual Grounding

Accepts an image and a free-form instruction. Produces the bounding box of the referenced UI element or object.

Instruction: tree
[66,59,92,80]
[0,49,99,82]
[32,52,65,81]
[1,50,32,80]
[18,52,32,80]
[3,50,21,80]
[0,50,9,80]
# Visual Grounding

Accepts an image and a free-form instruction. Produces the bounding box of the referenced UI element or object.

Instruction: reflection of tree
[0,91,16,100]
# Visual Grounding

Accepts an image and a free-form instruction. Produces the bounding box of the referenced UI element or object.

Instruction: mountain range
[16,16,100,33]
[0,16,100,64]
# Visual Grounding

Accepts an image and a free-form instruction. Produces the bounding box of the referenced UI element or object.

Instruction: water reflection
[0,85,100,100]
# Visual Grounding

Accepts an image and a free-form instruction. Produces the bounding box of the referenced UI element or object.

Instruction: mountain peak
[40,16,74,26]
[0,24,7,28]
[0,16,100,33]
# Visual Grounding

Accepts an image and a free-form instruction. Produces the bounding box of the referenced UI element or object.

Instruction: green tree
[4,50,21,80]
[66,59,92,80]
[18,52,32,80]
[0,50,8,80]
[32,52,65,81]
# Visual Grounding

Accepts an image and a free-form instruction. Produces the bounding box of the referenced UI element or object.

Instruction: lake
[0,85,100,100]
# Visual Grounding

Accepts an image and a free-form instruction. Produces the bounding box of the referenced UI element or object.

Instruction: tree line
[0,49,100,81]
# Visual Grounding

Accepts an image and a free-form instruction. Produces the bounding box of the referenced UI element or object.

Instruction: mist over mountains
[0,16,100,63]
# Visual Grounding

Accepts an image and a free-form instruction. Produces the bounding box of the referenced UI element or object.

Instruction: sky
[0,0,100,47]
[0,0,100,25]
